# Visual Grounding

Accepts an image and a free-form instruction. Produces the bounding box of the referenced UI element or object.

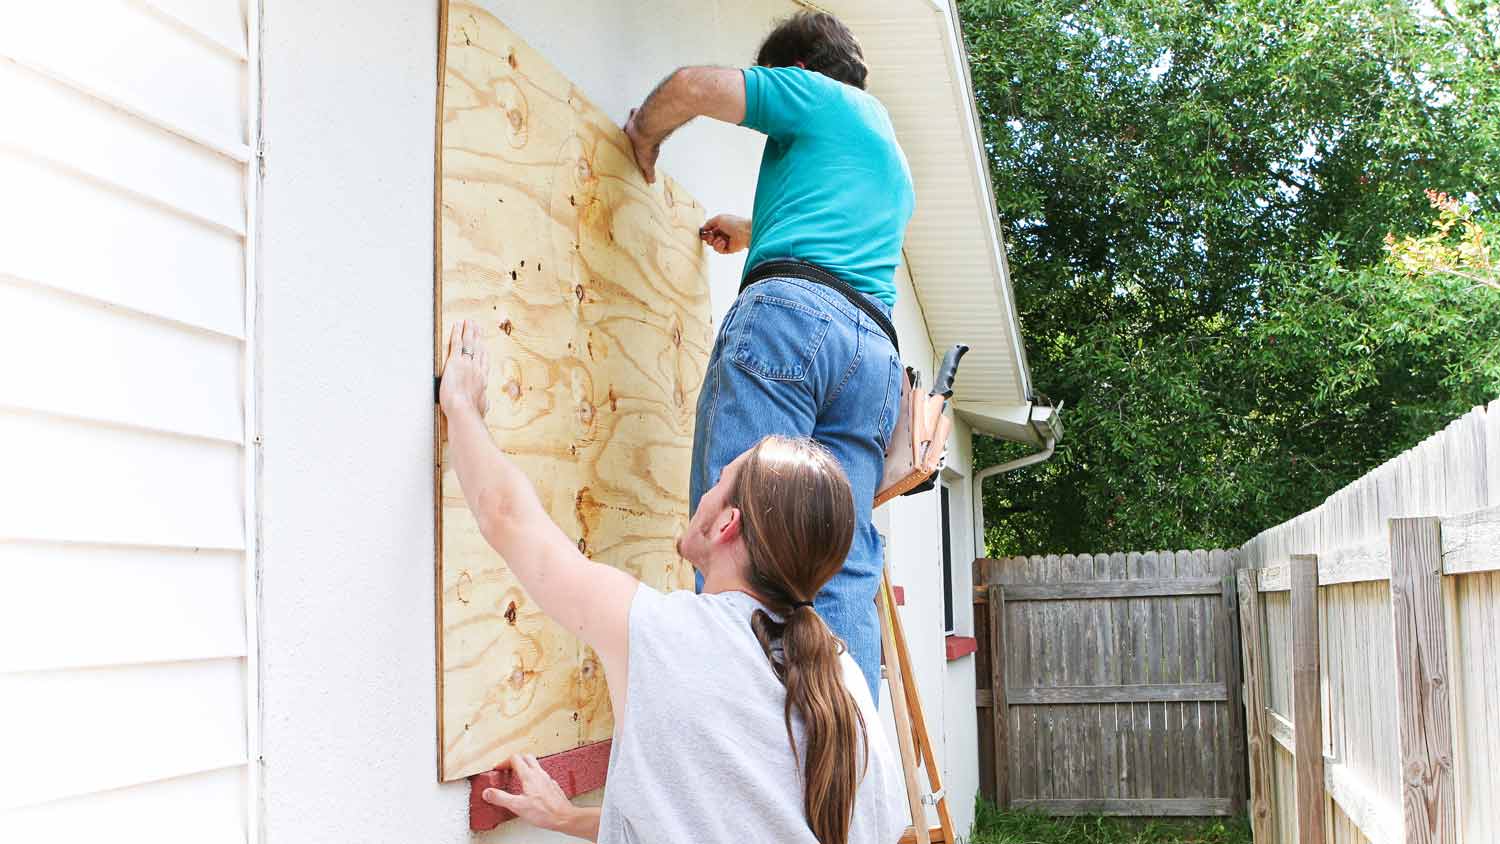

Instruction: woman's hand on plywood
[699,214,751,254]
[439,319,489,420]
[481,754,601,840]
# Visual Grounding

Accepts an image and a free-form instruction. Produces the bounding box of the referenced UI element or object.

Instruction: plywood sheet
[435,2,710,781]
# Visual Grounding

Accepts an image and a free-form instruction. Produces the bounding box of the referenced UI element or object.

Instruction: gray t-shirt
[596,587,907,843]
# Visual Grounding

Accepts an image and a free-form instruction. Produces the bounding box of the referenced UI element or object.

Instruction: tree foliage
[960,0,1500,555]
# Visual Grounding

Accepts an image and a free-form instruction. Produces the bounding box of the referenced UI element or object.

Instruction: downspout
[970,416,1057,560]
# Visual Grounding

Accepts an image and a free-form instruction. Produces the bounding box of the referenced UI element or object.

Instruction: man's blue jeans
[689,276,902,700]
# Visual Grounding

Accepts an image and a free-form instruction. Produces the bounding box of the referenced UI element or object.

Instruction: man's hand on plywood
[622,66,747,184]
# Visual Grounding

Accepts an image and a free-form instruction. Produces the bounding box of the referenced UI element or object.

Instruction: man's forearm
[632,66,746,144]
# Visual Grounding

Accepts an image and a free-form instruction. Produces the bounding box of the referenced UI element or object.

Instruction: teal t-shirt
[739,66,914,306]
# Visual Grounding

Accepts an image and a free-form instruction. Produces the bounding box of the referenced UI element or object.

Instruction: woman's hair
[756,11,869,90]
[731,435,867,844]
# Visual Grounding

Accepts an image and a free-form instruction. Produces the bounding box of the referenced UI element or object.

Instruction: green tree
[959,0,1500,555]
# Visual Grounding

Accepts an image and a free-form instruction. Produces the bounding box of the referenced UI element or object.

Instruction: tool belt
[740,259,899,353]
[738,259,957,506]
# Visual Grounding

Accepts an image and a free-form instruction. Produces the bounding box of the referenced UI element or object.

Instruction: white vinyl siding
[0,1,257,841]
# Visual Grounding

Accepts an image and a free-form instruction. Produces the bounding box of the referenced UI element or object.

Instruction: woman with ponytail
[441,319,906,843]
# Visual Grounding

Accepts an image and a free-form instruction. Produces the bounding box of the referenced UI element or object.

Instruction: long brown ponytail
[731,436,867,844]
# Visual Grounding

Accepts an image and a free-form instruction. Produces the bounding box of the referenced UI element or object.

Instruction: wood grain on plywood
[435,3,709,781]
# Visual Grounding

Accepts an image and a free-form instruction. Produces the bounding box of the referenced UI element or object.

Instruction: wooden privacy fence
[973,550,1247,816]
[1236,399,1500,844]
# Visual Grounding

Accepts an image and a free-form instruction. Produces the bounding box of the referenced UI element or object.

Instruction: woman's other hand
[699,213,751,254]
[439,319,490,420]
[481,754,598,837]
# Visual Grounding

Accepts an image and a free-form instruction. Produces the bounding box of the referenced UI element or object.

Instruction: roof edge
[937,0,1034,402]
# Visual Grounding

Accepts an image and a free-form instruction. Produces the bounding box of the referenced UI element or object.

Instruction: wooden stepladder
[878,568,957,844]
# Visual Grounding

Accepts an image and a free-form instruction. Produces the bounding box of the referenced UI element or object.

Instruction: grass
[970,802,1252,844]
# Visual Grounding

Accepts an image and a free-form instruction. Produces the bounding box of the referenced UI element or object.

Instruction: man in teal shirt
[623,12,915,699]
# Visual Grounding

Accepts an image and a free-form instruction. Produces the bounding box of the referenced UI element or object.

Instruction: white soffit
[809,0,1037,442]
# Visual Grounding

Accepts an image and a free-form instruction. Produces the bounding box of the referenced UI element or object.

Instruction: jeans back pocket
[731,294,832,382]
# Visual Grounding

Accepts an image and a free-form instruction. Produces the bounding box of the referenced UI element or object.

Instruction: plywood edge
[433,0,451,782]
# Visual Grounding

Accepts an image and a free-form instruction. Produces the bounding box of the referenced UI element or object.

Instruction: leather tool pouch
[873,367,952,507]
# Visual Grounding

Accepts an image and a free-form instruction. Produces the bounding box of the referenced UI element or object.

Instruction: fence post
[1220,573,1246,815]
[1291,554,1326,844]
[974,586,994,803]
[1388,517,1458,844]
[988,584,1010,809]
[1237,568,1273,842]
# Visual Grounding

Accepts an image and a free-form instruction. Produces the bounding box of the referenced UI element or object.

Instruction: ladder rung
[898,826,948,844]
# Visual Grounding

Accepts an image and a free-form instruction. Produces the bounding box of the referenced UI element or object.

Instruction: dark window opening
[940,484,954,634]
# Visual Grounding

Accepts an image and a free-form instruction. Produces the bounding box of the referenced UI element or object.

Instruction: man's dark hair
[756,12,868,90]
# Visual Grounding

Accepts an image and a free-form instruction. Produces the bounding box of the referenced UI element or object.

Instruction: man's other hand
[439,319,490,420]
[699,214,751,254]
[623,108,661,184]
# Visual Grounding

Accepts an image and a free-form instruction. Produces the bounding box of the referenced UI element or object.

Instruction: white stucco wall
[258,1,977,841]
[257,1,462,840]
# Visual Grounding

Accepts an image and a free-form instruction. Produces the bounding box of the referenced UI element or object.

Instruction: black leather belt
[739,259,900,356]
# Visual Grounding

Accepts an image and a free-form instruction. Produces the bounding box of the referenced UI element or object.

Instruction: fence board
[1008,683,1227,705]
[1259,564,1290,592]
[1219,565,1246,814]
[1010,798,1233,816]
[1318,542,1392,585]
[1001,578,1226,601]
[1325,761,1402,844]
[1092,555,1118,803]
[974,585,994,804]
[1439,504,1500,575]
[1291,554,1327,844]
[1449,569,1500,844]
[1268,708,1295,756]
[1389,518,1457,844]
[1237,568,1273,841]
[988,586,1008,808]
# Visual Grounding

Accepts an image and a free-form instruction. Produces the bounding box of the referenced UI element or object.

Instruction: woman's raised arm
[438,320,637,679]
